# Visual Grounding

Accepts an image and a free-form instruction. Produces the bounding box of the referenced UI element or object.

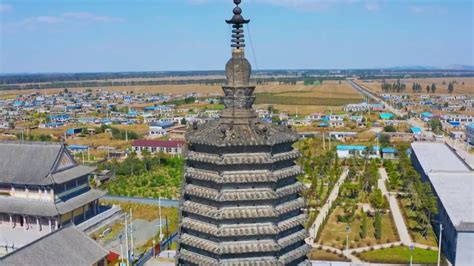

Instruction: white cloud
[62,12,123,23]
[365,2,380,12]
[1,12,123,32]
[409,5,445,15]
[187,0,383,12]
[0,3,12,13]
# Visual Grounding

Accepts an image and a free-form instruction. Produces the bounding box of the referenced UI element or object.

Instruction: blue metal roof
[448,121,460,126]
[382,147,397,153]
[67,145,89,150]
[421,112,433,117]
[318,122,329,127]
[379,113,394,119]
[337,145,366,151]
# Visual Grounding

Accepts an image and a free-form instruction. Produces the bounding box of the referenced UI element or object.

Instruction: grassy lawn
[309,249,349,262]
[318,207,398,249]
[357,246,440,264]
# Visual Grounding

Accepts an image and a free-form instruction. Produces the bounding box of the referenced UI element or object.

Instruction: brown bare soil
[358,77,474,95]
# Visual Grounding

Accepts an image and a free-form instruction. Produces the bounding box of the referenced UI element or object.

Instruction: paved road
[347,79,405,117]
[308,169,349,242]
[378,168,411,245]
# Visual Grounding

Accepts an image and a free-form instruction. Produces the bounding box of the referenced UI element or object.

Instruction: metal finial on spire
[226,0,249,49]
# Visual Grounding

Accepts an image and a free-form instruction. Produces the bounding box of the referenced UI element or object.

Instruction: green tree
[360,212,367,239]
[429,118,443,134]
[448,82,454,93]
[369,188,385,210]
[374,212,382,240]
[379,134,391,147]
[430,83,437,93]
[383,125,396,132]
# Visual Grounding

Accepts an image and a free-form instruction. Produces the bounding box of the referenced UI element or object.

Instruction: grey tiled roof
[52,165,96,184]
[0,142,62,185]
[0,197,58,216]
[0,224,108,266]
[56,189,106,215]
[0,141,94,186]
[0,189,105,216]
[187,120,298,147]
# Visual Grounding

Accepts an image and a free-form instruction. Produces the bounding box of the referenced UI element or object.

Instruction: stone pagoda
[176,1,310,265]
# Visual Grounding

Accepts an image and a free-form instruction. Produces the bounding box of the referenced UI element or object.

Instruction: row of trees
[385,80,458,94]
[384,149,438,237]
[381,79,407,93]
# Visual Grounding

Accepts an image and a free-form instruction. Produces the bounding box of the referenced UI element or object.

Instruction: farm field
[357,77,474,95]
[255,80,363,115]
[0,80,362,97]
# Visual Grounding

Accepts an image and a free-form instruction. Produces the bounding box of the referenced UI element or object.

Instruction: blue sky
[0,0,472,73]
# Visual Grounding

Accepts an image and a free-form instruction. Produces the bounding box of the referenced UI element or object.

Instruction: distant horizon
[1,64,474,76]
[0,0,472,73]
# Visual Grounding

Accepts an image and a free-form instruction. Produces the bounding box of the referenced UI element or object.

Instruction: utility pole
[124,214,129,266]
[345,225,350,252]
[119,234,124,265]
[130,209,134,260]
[329,134,332,150]
[437,223,443,266]
[323,133,326,151]
[166,215,170,249]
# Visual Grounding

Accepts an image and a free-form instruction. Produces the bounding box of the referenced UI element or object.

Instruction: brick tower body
[176,1,310,265]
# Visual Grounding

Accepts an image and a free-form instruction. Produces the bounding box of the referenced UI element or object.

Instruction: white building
[148,126,167,138]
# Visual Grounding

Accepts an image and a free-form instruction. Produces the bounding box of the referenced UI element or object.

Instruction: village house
[307,113,324,121]
[344,102,369,112]
[132,139,186,156]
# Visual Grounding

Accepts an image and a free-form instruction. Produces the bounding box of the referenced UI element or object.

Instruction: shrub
[374,212,382,240]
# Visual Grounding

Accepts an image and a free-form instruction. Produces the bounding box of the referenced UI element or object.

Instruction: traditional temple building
[176,1,310,264]
[0,141,106,251]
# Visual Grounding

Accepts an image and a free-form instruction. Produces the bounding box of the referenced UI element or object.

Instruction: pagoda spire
[226,0,250,49]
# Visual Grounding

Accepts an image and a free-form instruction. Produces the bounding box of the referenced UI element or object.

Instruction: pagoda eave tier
[180,214,307,237]
[177,247,312,266]
[186,121,299,147]
[185,166,303,183]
